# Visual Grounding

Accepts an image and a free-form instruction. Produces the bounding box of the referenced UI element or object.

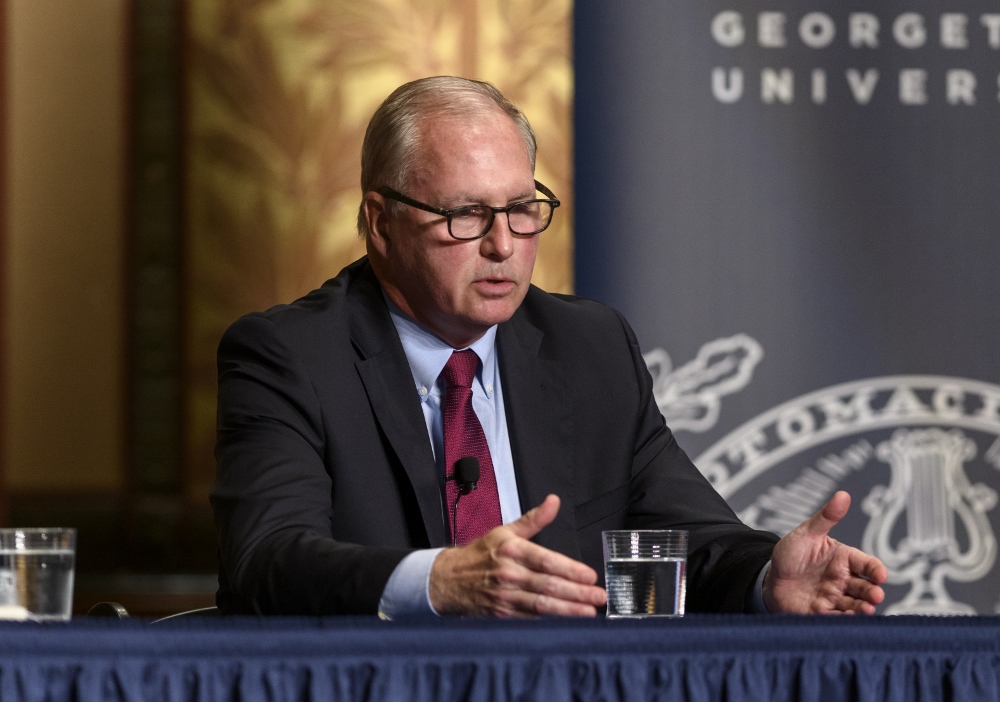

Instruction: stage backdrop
[575,0,1000,614]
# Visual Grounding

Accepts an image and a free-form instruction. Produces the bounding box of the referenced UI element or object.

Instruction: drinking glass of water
[0,528,76,621]
[602,529,687,618]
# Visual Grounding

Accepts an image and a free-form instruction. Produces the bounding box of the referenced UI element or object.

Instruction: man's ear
[362,192,391,257]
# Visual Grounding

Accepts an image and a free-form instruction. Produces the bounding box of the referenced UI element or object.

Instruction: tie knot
[442,349,479,389]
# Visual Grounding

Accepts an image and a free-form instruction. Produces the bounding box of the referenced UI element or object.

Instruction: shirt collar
[384,293,497,400]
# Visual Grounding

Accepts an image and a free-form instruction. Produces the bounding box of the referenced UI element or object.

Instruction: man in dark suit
[212,77,886,617]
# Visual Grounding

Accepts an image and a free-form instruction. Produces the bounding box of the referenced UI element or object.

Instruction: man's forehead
[408,110,534,196]
[417,107,516,143]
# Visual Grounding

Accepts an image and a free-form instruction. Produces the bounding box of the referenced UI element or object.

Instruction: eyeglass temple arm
[379,182,558,210]
[534,180,559,204]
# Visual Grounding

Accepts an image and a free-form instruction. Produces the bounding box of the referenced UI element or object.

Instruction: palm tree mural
[184,0,572,496]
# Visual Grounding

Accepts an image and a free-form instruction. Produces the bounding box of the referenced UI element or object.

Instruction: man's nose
[479,212,515,261]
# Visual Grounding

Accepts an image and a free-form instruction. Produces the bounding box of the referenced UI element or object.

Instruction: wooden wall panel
[1,0,134,611]
[2,0,127,494]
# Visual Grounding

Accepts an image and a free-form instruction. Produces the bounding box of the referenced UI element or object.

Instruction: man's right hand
[428,494,607,616]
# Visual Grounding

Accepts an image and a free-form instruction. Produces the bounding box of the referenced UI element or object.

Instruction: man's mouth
[474,277,517,295]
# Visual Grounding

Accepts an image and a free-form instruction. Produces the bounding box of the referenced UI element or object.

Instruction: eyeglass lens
[450,201,555,239]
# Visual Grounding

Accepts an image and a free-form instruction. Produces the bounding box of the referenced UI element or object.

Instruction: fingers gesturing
[429,494,607,617]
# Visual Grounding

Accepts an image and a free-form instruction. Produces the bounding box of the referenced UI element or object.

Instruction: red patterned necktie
[441,349,503,545]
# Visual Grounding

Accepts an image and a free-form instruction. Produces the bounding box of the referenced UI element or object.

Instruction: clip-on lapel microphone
[447,456,480,545]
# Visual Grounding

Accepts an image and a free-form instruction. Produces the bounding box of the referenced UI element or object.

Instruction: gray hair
[357,76,537,238]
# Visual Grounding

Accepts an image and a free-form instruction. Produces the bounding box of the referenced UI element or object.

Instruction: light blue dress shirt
[378,299,522,618]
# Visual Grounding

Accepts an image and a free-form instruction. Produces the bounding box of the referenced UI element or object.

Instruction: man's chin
[430,290,528,346]
[470,290,526,324]
[466,308,517,330]
[445,302,519,340]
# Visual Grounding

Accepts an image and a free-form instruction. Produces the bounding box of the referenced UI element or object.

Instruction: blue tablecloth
[2,615,999,701]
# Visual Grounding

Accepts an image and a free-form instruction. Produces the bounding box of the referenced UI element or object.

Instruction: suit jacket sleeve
[616,311,779,612]
[212,313,411,614]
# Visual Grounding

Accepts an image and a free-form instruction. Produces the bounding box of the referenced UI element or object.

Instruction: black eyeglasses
[376,180,560,241]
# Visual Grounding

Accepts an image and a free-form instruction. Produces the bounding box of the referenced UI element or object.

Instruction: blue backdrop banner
[575,0,1000,614]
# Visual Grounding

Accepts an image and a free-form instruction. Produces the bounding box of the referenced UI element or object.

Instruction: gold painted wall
[185,0,573,497]
[2,0,127,494]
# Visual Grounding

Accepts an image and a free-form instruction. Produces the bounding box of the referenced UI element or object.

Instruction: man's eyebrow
[439,190,537,208]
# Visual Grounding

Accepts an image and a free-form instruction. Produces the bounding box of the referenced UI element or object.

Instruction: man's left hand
[763,490,888,614]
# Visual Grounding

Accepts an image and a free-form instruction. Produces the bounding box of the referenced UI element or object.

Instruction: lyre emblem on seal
[861,428,997,614]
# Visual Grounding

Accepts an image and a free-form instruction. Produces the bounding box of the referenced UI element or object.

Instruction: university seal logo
[691,375,1000,615]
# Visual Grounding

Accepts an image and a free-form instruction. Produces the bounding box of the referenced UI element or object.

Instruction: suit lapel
[347,263,449,547]
[498,303,580,561]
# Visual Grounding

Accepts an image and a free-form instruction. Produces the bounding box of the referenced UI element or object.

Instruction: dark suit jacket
[212,257,778,615]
